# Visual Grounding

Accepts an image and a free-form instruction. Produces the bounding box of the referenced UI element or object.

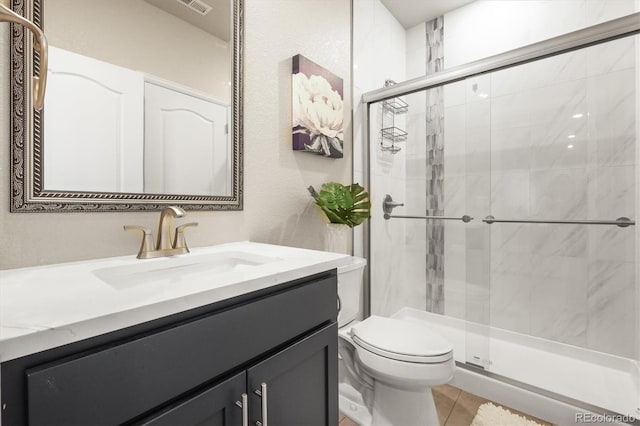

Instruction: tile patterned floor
[339,384,553,426]
[338,412,361,426]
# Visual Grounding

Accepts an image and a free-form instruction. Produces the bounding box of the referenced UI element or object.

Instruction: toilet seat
[351,316,453,364]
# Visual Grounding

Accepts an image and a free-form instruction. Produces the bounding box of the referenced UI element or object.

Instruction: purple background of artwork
[293,54,343,97]
[292,54,344,156]
[292,127,311,151]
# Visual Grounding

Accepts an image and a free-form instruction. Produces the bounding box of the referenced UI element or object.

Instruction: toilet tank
[337,256,367,327]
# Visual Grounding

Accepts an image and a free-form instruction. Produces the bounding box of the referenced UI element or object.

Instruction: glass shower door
[369,88,435,319]
[481,34,639,416]
[441,77,493,370]
[369,78,494,370]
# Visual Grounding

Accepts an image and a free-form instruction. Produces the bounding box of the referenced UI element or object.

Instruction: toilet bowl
[337,257,455,426]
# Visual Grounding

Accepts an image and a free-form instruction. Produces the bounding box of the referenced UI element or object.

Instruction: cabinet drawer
[26,274,336,426]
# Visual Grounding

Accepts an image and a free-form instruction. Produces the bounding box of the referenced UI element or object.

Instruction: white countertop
[0,242,352,362]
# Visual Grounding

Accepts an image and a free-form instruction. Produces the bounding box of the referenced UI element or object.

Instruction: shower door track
[361,13,640,104]
[458,362,640,425]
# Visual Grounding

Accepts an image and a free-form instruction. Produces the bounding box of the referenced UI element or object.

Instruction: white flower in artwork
[292,72,344,156]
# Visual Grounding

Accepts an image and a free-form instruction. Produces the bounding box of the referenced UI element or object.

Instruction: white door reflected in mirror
[44,47,145,193]
[145,80,231,196]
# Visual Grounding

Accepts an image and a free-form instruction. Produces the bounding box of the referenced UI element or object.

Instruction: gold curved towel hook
[0,0,48,110]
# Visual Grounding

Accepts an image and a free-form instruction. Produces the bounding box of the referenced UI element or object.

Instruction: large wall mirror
[9,0,243,212]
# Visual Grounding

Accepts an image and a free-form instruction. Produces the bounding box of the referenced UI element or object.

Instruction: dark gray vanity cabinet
[1,271,338,426]
[140,323,337,426]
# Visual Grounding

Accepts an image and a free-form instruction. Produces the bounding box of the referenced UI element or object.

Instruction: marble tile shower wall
[355,0,434,317]
[370,100,410,316]
[443,36,638,358]
[355,0,428,317]
[424,17,445,315]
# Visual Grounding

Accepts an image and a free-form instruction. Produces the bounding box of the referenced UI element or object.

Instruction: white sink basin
[93,251,280,289]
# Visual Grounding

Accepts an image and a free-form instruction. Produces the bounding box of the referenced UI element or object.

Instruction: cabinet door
[247,323,338,426]
[138,371,246,426]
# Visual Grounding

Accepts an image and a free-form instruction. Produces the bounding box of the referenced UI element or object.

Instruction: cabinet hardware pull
[235,393,248,426]
[254,382,268,426]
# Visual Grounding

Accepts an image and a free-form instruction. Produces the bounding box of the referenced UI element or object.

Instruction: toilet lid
[351,316,453,363]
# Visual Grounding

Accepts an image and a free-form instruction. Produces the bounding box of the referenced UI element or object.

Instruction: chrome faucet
[124,206,198,259]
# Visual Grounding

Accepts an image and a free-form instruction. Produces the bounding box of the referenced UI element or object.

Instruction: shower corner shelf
[380,144,402,154]
[379,79,408,154]
[382,98,409,114]
[381,127,408,143]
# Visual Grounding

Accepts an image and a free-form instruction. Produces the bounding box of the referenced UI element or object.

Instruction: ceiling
[145,0,230,42]
[143,0,474,44]
[380,0,476,28]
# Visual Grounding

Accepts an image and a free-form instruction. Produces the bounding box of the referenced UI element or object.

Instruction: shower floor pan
[392,307,639,420]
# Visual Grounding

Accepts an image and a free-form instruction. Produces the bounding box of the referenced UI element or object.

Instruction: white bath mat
[471,402,545,426]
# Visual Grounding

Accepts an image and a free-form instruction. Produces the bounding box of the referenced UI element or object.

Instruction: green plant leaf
[310,182,371,228]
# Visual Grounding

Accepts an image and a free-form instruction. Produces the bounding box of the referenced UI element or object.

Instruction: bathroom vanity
[0,242,350,426]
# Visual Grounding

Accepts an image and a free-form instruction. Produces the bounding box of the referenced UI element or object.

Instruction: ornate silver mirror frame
[9,0,243,212]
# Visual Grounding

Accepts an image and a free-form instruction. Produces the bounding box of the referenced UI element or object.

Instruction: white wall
[402,22,428,315]
[354,0,430,317]
[0,0,352,270]
[444,0,639,68]
[45,0,230,100]
[352,0,407,263]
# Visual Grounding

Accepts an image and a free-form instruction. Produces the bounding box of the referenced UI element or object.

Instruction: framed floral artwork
[292,54,344,158]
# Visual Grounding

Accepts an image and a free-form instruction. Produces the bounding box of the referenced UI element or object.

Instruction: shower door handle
[385,201,405,209]
[382,194,404,214]
[384,214,473,222]
[482,215,635,228]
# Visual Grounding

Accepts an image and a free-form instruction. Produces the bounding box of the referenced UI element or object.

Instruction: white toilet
[337,257,455,426]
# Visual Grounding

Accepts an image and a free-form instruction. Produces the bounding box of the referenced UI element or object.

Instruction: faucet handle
[124,225,155,259]
[173,222,198,252]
